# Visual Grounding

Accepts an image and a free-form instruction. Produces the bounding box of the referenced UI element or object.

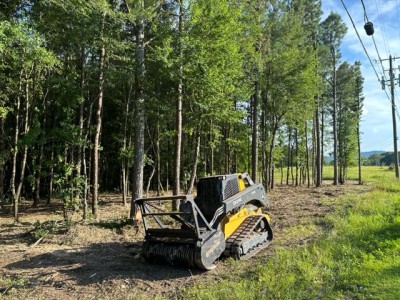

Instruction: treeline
[0,0,364,220]
[364,152,399,166]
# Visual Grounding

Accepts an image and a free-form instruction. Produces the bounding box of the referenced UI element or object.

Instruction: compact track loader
[134,173,273,270]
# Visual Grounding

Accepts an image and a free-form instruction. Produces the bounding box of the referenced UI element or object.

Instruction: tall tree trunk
[332,48,338,185]
[321,108,325,177]
[261,92,267,188]
[210,121,214,175]
[47,142,54,204]
[224,125,231,173]
[33,75,43,207]
[0,117,4,212]
[34,112,45,207]
[92,13,106,220]
[187,128,201,194]
[305,121,310,188]
[146,165,156,197]
[13,72,31,221]
[11,71,23,221]
[315,101,322,187]
[122,82,133,205]
[295,128,299,186]
[173,0,184,210]
[251,82,259,182]
[131,1,146,218]
[267,119,280,190]
[286,128,291,185]
[356,79,363,184]
[77,48,85,216]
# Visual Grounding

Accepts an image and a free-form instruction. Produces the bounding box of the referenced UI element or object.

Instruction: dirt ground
[0,182,370,299]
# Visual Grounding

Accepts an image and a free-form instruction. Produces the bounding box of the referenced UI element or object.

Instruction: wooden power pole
[382,55,400,179]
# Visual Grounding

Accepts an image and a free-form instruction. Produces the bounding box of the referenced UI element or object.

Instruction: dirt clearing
[0,182,370,299]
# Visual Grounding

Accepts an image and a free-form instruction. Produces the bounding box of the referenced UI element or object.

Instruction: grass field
[181,166,400,299]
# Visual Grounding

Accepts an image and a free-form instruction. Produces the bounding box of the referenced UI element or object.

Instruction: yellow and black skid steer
[134,173,273,270]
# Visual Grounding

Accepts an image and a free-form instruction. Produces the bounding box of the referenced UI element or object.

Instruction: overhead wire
[370,0,400,116]
[361,0,388,81]
[340,0,380,82]
[393,0,400,115]
[374,0,390,56]
[351,0,400,120]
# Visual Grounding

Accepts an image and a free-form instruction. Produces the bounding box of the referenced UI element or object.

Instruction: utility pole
[382,55,399,178]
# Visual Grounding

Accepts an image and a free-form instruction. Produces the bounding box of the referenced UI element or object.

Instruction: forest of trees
[0,0,365,220]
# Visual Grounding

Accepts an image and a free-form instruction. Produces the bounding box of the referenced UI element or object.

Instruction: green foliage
[32,220,71,239]
[53,162,85,210]
[0,0,364,219]
[92,217,130,230]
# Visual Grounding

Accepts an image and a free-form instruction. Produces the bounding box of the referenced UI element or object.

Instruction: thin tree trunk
[224,125,231,173]
[92,13,106,220]
[77,48,85,216]
[33,77,44,207]
[173,0,184,210]
[156,115,162,195]
[321,108,325,177]
[34,112,45,207]
[0,117,4,212]
[357,84,362,185]
[267,121,279,190]
[210,121,214,175]
[122,82,133,205]
[251,83,259,182]
[47,142,54,204]
[290,141,294,185]
[11,71,23,221]
[14,72,31,221]
[146,165,156,197]
[315,103,322,187]
[131,1,146,218]
[332,48,338,185]
[286,128,291,185]
[305,121,310,188]
[261,92,267,188]
[295,128,298,186]
[187,129,201,194]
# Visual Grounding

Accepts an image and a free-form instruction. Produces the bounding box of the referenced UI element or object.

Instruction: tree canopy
[0,0,365,220]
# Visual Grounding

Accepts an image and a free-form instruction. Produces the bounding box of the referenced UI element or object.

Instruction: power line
[340,0,380,82]
[374,0,390,56]
[361,0,388,81]
[341,0,400,121]
[360,0,368,22]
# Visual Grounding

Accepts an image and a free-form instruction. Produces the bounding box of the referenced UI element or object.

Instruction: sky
[321,0,400,152]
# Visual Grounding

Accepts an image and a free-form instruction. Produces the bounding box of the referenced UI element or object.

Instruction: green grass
[181,166,400,300]
[322,165,394,182]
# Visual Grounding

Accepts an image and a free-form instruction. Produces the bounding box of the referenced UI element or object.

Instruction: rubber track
[225,215,271,260]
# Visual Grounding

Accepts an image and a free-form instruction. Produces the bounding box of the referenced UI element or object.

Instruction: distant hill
[324,150,385,163]
[361,151,385,158]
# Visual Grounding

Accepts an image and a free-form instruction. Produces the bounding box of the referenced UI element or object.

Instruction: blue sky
[321,0,400,152]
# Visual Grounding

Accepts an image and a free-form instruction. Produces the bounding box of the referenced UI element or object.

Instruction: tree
[262,4,319,189]
[320,13,347,185]
[336,62,359,183]
[0,20,57,220]
[173,0,184,209]
[353,61,364,184]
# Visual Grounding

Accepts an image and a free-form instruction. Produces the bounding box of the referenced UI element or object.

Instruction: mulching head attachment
[134,195,225,270]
